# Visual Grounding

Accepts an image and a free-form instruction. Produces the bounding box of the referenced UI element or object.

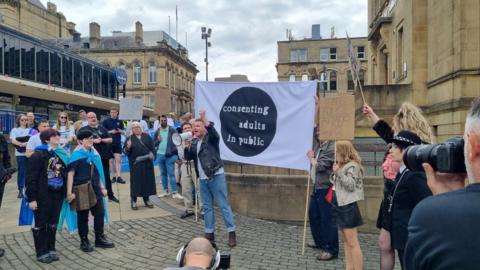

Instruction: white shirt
[53,125,75,145]
[26,134,42,151]
[196,138,224,180]
[9,127,30,156]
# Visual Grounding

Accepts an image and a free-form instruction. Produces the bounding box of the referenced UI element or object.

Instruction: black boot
[32,227,52,264]
[0,248,4,257]
[80,236,94,253]
[47,225,59,261]
[95,233,114,248]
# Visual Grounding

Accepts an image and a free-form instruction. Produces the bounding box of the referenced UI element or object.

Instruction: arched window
[149,63,157,83]
[301,74,308,81]
[348,69,365,90]
[319,70,337,91]
[289,74,296,81]
[133,63,142,83]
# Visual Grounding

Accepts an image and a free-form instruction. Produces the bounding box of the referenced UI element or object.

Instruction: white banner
[119,98,144,120]
[195,81,316,171]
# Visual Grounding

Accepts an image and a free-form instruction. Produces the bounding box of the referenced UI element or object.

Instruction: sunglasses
[60,116,67,119]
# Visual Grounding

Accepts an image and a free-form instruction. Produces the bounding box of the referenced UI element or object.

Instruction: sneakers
[17,191,23,199]
[36,253,53,264]
[95,234,114,248]
[172,193,184,200]
[116,177,126,184]
[180,211,194,219]
[145,201,154,208]
[109,196,120,203]
[111,177,117,183]
[80,237,94,253]
[131,202,138,210]
[157,192,171,198]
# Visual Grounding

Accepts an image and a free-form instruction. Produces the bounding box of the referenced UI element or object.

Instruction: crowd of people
[306,99,480,270]
[1,96,480,269]
[0,106,238,264]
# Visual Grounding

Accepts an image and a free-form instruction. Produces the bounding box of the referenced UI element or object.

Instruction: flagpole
[302,172,311,255]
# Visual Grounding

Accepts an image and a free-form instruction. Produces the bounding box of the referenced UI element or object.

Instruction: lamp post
[201,27,212,81]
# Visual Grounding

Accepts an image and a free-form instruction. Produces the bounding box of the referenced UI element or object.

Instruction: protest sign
[318,94,355,140]
[195,81,316,171]
[119,98,144,120]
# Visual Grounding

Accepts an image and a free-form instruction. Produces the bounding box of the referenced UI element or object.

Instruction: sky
[40,0,368,82]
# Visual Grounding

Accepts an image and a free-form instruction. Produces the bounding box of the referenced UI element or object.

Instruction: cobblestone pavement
[0,195,400,270]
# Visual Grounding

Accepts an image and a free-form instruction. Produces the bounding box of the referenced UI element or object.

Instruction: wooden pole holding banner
[301,173,312,255]
[195,177,199,222]
[115,174,123,221]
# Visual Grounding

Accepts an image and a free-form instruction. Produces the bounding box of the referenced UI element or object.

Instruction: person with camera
[123,121,157,210]
[363,102,434,270]
[387,130,432,269]
[67,129,114,253]
[9,114,30,199]
[403,98,480,270]
[176,122,200,219]
[26,128,69,263]
[184,110,237,247]
[0,132,13,258]
[165,237,227,270]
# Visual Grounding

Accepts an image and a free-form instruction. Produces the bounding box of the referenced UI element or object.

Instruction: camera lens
[403,144,438,172]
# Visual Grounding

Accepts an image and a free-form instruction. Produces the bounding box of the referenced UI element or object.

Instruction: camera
[403,136,466,173]
[217,253,231,270]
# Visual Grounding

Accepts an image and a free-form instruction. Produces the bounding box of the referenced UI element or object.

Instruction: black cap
[76,129,94,141]
[391,130,422,148]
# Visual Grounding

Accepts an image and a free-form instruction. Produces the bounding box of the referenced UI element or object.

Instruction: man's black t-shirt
[102,117,124,145]
[68,159,102,199]
[78,125,112,160]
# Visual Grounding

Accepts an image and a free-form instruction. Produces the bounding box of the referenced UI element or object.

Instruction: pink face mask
[383,153,401,181]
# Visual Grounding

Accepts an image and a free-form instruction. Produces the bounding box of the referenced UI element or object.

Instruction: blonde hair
[392,102,434,143]
[336,141,363,173]
[56,112,70,129]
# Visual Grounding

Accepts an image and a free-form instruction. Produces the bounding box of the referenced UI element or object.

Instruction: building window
[320,48,329,61]
[289,74,296,81]
[357,46,365,59]
[397,26,405,79]
[149,64,157,83]
[290,48,307,62]
[329,71,337,91]
[149,95,155,108]
[348,69,365,90]
[329,48,337,60]
[301,74,308,81]
[133,63,141,84]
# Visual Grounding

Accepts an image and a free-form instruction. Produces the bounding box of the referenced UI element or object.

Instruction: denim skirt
[332,195,363,229]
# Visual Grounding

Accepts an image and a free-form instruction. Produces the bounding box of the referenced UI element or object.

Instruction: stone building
[276,25,368,94]
[49,21,198,118]
[364,0,480,142]
[0,0,76,39]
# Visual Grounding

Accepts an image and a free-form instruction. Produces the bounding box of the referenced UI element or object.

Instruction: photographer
[404,98,480,270]
[164,237,227,270]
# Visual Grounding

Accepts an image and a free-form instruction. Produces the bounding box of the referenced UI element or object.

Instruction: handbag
[131,135,155,163]
[18,195,34,226]
[69,165,97,211]
[325,186,334,204]
[13,135,30,153]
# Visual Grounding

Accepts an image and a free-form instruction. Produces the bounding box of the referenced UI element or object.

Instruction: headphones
[176,240,221,270]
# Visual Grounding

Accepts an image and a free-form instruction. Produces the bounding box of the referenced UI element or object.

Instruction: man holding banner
[184,110,237,248]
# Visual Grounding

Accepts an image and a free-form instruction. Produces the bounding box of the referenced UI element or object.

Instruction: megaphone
[172,132,193,146]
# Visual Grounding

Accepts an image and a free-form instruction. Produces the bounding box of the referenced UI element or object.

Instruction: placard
[318,94,355,140]
[119,98,144,120]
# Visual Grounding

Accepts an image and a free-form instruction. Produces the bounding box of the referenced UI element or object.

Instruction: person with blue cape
[66,129,114,252]
[25,128,69,263]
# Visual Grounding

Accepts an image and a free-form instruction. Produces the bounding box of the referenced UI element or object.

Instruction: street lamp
[201,27,212,81]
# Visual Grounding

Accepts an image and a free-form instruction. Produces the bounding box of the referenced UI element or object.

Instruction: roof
[29,0,46,9]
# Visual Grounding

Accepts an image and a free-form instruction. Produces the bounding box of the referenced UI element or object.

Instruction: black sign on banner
[220,87,277,157]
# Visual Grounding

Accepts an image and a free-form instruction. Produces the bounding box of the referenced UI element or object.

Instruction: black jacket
[25,149,67,203]
[389,168,432,250]
[185,122,223,179]
[404,183,480,270]
[0,134,11,170]
[154,126,178,157]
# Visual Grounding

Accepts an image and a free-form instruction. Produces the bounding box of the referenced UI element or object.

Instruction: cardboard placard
[318,94,355,140]
[154,87,172,115]
[119,98,144,120]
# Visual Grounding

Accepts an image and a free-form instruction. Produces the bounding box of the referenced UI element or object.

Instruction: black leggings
[33,190,63,228]
[77,198,105,238]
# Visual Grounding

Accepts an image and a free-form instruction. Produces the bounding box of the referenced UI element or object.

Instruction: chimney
[89,22,101,48]
[73,32,81,42]
[311,24,321,40]
[135,21,143,45]
[47,2,57,13]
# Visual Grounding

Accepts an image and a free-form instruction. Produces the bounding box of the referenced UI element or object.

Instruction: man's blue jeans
[16,156,27,192]
[309,188,339,255]
[157,154,178,193]
[200,173,236,233]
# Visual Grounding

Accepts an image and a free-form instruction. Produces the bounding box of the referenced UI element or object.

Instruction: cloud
[41,0,367,82]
